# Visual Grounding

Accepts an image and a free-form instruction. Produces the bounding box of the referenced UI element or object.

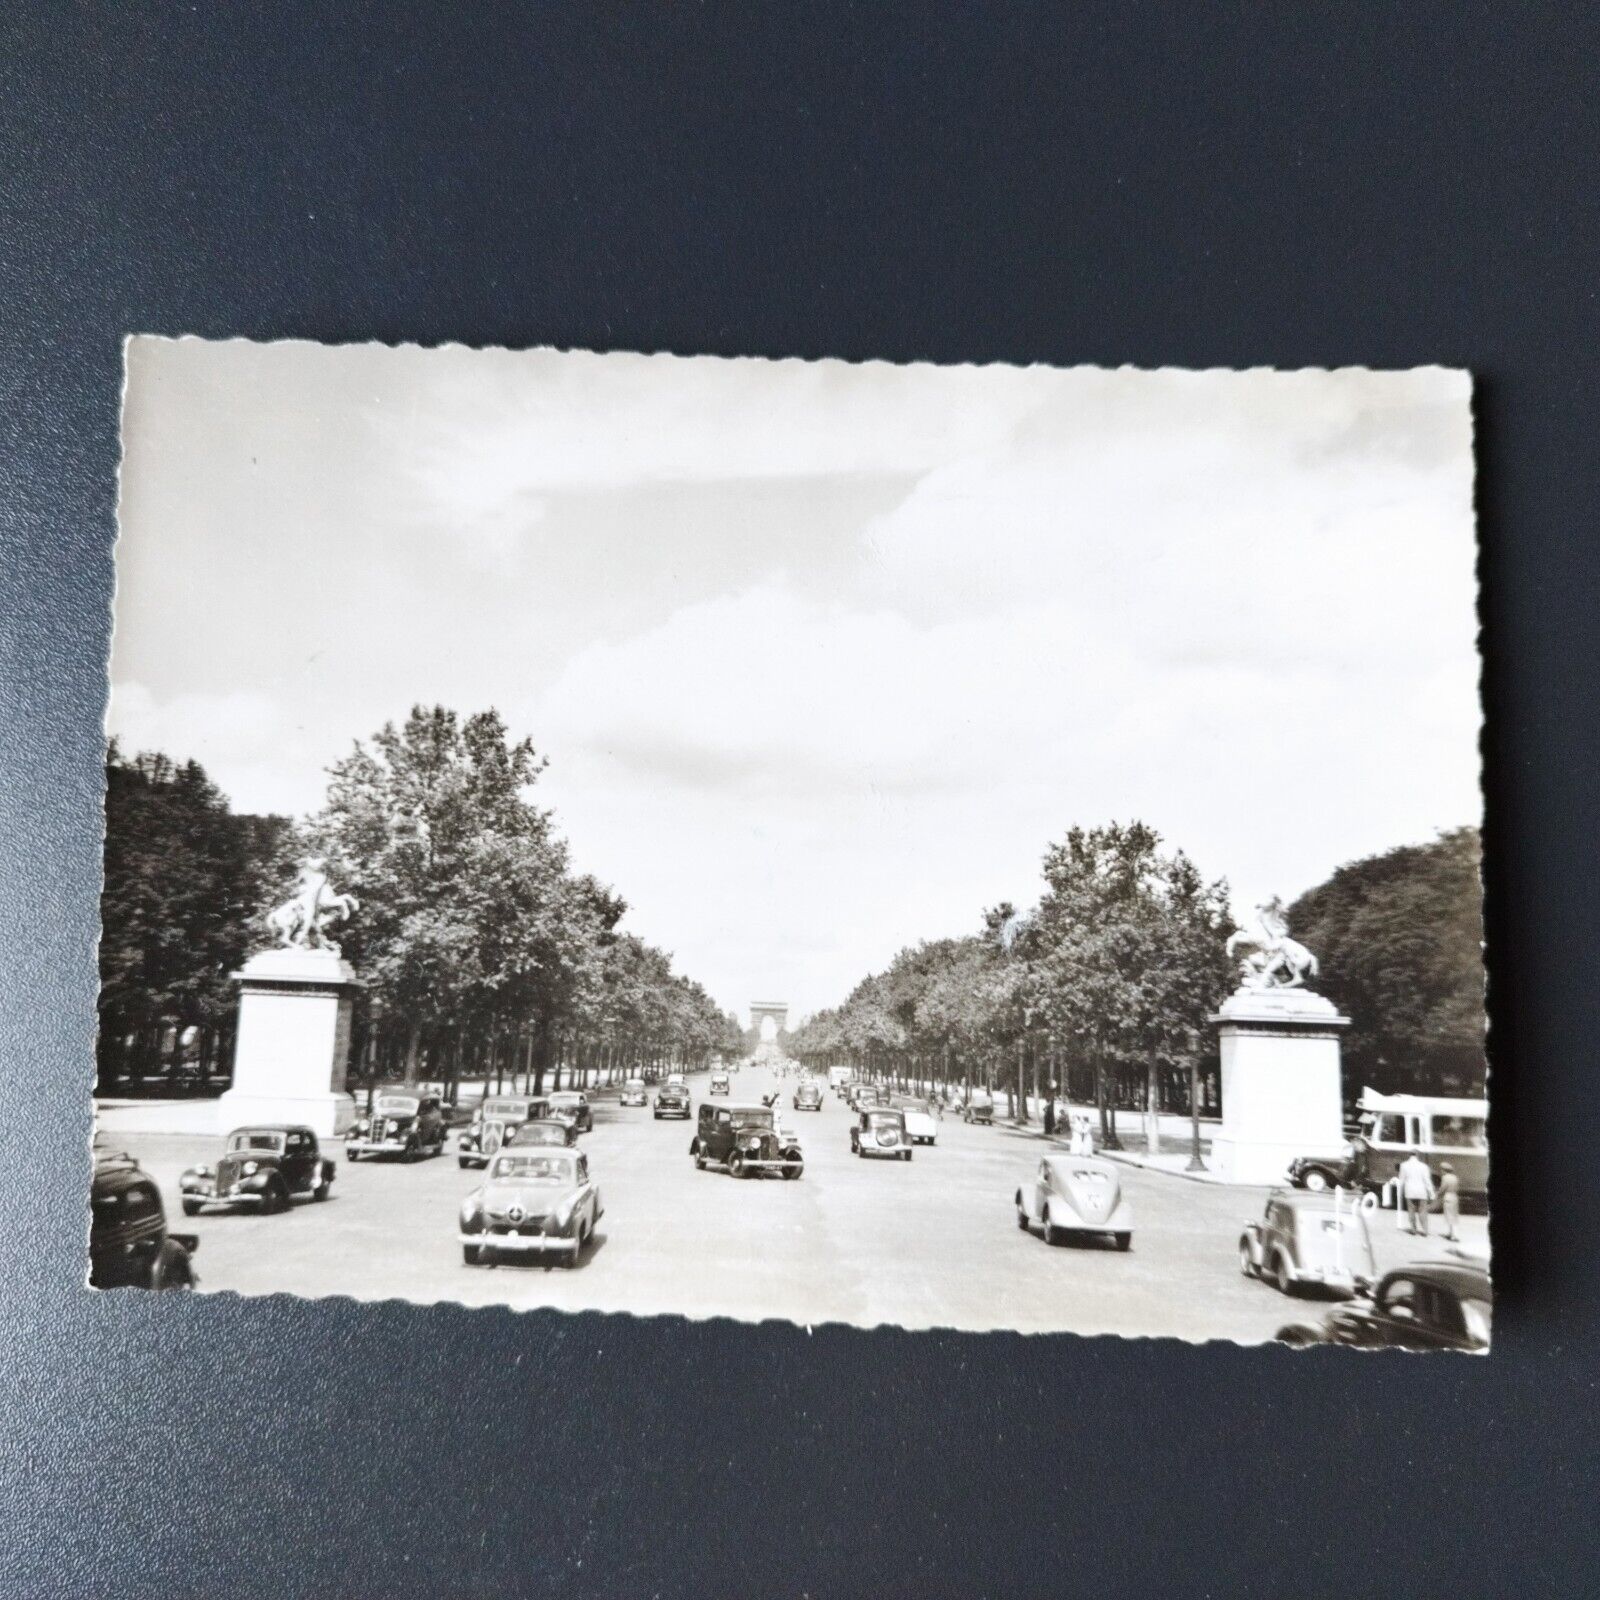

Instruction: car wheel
[458,1156,474,1169]
[264,1179,289,1215]
[730,1152,746,1179]
[462,1243,483,1266]
[902,1149,912,1162]
[1272,1251,1295,1296]
[1115,1233,1132,1252]
[405,1139,420,1162]
[345,1147,359,1162]
[1016,1202,1029,1232]
[313,1178,331,1202]
[1239,1239,1258,1278]
[784,1163,802,1181]
[181,1198,201,1217]
[1302,1168,1330,1193]
[1043,1206,1063,1247]
[1275,1325,1323,1348]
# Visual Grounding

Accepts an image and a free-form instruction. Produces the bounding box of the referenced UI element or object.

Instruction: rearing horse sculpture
[1225,897,1318,990]
[265,859,359,955]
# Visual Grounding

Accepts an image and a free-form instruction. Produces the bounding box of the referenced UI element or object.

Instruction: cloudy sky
[112,342,1480,1022]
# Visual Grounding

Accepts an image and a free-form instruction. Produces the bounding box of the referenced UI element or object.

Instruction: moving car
[850,1082,889,1111]
[506,1119,577,1150]
[180,1126,335,1215]
[1239,1190,1375,1297]
[90,1152,198,1290]
[1014,1155,1132,1249]
[345,1091,448,1161]
[1276,1263,1492,1352]
[459,1148,603,1267]
[902,1102,939,1145]
[547,1090,593,1134]
[709,1072,731,1097]
[793,1079,823,1112]
[458,1095,540,1169]
[851,1107,912,1160]
[961,1090,995,1125]
[654,1083,691,1120]
[828,1065,853,1094]
[666,1072,686,1087]
[619,1077,648,1107]
[691,1102,804,1179]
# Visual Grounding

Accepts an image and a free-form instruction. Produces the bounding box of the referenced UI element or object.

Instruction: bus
[1351,1088,1489,1203]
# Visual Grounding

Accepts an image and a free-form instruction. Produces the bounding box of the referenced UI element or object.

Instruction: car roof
[1044,1153,1114,1177]
[724,1102,771,1113]
[1381,1262,1492,1296]
[227,1124,308,1136]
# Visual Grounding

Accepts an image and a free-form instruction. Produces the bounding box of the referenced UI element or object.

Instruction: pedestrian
[1397,1149,1435,1236]
[1439,1161,1461,1242]
[1071,1112,1094,1156]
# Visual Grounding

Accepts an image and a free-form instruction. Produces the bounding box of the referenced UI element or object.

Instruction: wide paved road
[108,1063,1482,1341]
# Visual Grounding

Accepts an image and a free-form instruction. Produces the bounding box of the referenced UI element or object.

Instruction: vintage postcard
[96,343,1488,1347]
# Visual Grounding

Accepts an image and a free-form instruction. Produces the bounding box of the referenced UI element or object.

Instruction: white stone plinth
[1208,987,1349,1186]
[216,947,361,1140]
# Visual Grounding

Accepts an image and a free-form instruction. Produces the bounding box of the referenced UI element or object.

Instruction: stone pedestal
[1208,987,1349,1186]
[216,947,362,1139]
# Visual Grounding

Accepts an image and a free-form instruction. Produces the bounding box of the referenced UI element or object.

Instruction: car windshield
[549,1094,580,1106]
[490,1154,576,1184]
[624,1080,645,1089]
[866,1110,903,1125]
[483,1100,531,1118]
[731,1109,775,1130]
[375,1095,419,1114]
[227,1131,285,1154]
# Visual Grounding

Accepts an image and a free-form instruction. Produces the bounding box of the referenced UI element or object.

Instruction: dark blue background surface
[2,6,1595,1596]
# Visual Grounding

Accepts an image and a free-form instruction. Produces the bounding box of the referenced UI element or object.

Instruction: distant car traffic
[1240,1190,1376,1297]
[850,1082,889,1111]
[1276,1263,1492,1351]
[459,1148,603,1267]
[901,1103,938,1145]
[654,1083,691,1120]
[793,1080,823,1112]
[709,1072,731,1096]
[180,1126,335,1215]
[851,1107,912,1160]
[547,1091,593,1134]
[506,1119,577,1150]
[961,1090,995,1125]
[1014,1155,1132,1249]
[692,1102,804,1179]
[90,1152,198,1290]
[620,1077,648,1107]
[346,1091,448,1162]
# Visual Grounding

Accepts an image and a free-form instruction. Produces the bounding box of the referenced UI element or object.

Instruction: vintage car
[1276,1262,1492,1352]
[709,1072,731,1096]
[793,1079,823,1112]
[345,1091,448,1161]
[459,1147,603,1267]
[902,1102,939,1145]
[850,1082,889,1110]
[90,1152,198,1290]
[851,1106,912,1160]
[961,1090,995,1125]
[180,1126,335,1215]
[666,1072,686,1087]
[654,1083,692,1119]
[1014,1154,1132,1249]
[691,1102,804,1179]
[506,1118,578,1149]
[1288,1090,1488,1206]
[458,1095,541,1168]
[1240,1189,1376,1297]
[547,1090,593,1134]
[619,1077,649,1107]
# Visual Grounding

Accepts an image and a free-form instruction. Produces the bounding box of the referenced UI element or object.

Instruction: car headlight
[745,1136,762,1152]
[197,1165,212,1177]
[242,1161,259,1176]
[357,1119,370,1133]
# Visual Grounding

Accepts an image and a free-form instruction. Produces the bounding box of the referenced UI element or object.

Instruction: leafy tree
[1288,827,1486,1096]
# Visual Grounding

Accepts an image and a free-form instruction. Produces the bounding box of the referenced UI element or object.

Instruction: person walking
[1439,1162,1461,1243]
[1398,1149,1435,1236]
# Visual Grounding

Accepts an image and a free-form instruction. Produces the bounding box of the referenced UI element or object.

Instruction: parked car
[458,1095,541,1169]
[547,1090,593,1134]
[90,1152,198,1290]
[1239,1190,1376,1297]
[619,1078,649,1107]
[962,1090,995,1125]
[1276,1263,1492,1352]
[709,1072,731,1097]
[654,1083,692,1119]
[793,1080,823,1112]
[506,1119,578,1150]
[180,1126,335,1215]
[902,1102,939,1145]
[346,1091,448,1162]
[459,1148,603,1267]
[1014,1155,1132,1249]
[850,1107,912,1160]
[691,1102,804,1179]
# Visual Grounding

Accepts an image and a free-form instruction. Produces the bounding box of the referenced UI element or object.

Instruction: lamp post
[1185,1025,1207,1173]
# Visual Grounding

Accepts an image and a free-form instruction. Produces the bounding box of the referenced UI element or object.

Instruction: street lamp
[1185,1025,1207,1173]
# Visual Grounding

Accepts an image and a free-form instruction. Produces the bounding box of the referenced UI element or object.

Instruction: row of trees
[790,822,1487,1148]
[97,707,745,1096]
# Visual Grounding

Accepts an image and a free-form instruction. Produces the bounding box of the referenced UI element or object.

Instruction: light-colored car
[619,1078,648,1107]
[1240,1189,1376,1297]
[1014,1155,1132,1249]
[459,1148,602,1266]
[709,1072,731,1097]
[901,1103,938,1145]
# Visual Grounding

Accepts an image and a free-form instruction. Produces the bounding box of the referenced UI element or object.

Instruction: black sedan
[1276,1262,1491,1352]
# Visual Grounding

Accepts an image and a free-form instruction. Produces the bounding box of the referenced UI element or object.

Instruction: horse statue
[1225,897,1318,990]
[265,858,359,955]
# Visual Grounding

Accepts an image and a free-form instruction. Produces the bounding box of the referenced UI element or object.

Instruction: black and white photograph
[96,341,1488,1347]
